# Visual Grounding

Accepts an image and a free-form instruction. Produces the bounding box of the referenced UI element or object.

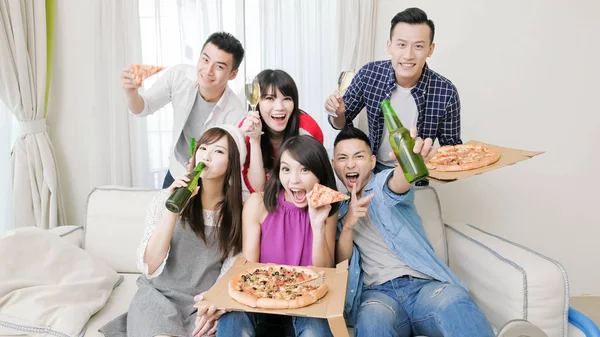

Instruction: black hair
[390,7,435,43]
[255,69,301,171]
[202,32,245,71]
[264,135,339,217]
[334,126,372,152]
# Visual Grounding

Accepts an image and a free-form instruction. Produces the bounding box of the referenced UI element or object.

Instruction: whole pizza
[228,265,328,309]
[426,144,501,172]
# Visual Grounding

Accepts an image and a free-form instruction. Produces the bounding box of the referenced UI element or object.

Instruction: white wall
[375,0,600,295]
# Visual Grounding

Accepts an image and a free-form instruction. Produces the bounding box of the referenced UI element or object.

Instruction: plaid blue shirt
[331,60,462,153]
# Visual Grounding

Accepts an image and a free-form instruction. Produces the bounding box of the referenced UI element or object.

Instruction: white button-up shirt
[134,64,246,178]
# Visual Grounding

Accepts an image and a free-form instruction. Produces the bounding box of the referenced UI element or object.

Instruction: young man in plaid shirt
[325,7,462,176]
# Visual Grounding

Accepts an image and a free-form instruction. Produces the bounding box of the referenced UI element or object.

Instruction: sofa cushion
[84,274,140,337]
[414,186,448,264]
[446,224,568,337]
[0,227,121,337]
[85,186,159,273]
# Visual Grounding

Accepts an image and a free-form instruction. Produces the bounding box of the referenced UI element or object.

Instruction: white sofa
[36,186,593,337]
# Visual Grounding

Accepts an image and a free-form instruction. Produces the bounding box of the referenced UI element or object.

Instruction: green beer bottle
[380,99,429,183]
[164,161,205,213]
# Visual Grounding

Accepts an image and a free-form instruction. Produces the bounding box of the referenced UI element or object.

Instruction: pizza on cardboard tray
[228,265,328,309]
[309,183,349,208]
[426,144,501,172]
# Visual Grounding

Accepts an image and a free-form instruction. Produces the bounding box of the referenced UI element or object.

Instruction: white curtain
[0,101,17,234]
[256,0,377,150]
[257,0,340,151]
[337,0,377,133]
[93,0,152,188]
[0,0,66,229]
[177,0,246,102]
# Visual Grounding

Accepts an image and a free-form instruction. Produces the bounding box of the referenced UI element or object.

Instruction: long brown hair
[264,135,339,217]
[180,128,243,260]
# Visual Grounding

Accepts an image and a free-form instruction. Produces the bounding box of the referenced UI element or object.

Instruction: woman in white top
[100,125,246,337]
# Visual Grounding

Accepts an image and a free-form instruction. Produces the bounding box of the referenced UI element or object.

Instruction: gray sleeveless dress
[99,212,222,337]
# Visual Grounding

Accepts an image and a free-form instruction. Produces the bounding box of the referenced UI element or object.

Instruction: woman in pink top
[239,69,324,193]
[216,135,339,337]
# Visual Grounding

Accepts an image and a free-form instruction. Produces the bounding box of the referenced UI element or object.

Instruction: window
[138,0,249,188]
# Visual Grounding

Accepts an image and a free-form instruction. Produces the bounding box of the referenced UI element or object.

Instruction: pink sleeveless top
[259,191,313,266]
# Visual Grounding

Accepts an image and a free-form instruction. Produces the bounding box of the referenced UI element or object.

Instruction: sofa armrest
[48,225,84,248]
[569,307,600,337]
[445,223,569,337]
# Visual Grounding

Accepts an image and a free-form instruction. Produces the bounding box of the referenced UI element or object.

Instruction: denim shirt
[337,169,466,325]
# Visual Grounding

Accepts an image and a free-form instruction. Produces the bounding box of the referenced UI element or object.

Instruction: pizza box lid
[198,257,350,337]
[428,140,545,184]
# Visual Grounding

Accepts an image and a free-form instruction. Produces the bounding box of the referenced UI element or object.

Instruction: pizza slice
[131,64,164,85]
[309,183,349,208]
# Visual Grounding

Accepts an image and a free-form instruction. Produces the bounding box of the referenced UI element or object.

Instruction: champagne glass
[327,70,355,117]
[245,76,263,136]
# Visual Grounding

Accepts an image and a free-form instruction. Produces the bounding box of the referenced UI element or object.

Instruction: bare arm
[125,91,145,115]
[242,193,264,263]
[246,138,267,192]
[311,213,338,267]
[144,209,178,275]
[136,190,178,277]
[120,65,174,116]
[120,67,145,114]
[326,69,366,130]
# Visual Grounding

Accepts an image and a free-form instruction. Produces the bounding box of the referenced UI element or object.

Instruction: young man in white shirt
[121,32,246,188]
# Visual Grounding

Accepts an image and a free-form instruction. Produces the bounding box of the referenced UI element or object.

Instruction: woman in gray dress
[100,125,247,337]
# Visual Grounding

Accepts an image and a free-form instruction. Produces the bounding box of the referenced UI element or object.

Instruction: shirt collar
[190,82,233,111]
[387,61,431,95]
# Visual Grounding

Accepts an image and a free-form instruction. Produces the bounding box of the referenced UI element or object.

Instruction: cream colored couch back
[84,186,447,273]
[85,186,159,273]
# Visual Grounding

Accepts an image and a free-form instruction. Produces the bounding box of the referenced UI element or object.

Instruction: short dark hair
[255,69,301,171]
[334,126,372,152]
[202,32,245,71]
[264,135,339,217]
[390,7,435,44]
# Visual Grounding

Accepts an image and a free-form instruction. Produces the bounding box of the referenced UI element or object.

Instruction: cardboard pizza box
[428,140,545,184]
[200,257,350,337]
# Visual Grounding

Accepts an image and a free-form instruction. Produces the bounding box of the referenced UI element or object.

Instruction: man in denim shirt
[332,127,493,337]
[326,8,461,174]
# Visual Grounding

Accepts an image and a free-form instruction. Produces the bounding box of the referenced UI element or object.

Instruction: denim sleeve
[374,169,413,207]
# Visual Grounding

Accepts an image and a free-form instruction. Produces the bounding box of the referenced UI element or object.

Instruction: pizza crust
[228,265,328,310]
[228,280,258,308]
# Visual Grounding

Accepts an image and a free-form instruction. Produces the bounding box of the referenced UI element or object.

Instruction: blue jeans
[217,311,332,337]
[354,277,494,337]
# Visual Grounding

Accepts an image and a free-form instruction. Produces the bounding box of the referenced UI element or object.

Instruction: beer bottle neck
[380,99,404,132]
